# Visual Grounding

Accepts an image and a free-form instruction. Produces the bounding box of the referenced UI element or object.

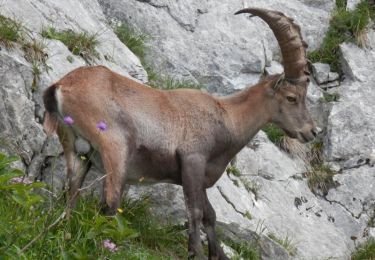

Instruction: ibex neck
[221,82,271,149]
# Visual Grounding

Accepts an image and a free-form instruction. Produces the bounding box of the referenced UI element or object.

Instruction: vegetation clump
[42,27,99,62]
[308,0,375,72]
[114,23,202,90]
[0,152,188,259]
[351,239,375,260]
[262,123,285,145]
[0,15,23,48]
[306,164,337,195]
[267,232,297,256]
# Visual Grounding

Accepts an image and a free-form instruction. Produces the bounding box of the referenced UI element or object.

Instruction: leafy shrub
[42,27,99,62]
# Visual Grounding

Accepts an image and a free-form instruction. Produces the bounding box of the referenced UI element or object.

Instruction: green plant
[242,178,261,200]
[227,241,260,260]
[0,152,189,258]
[226,165,241,177]
[262,123,285,145]
[244,211,252,220]
[268,232,297,256]
[351,239,375,260]
[115,24,148,61]
[321,92,340,102]
[42,26,99,62]
[0,15,23,48]
[308,0,375,72]
[306,164,337,195]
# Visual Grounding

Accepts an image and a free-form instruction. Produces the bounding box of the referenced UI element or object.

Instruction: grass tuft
[225,240,260,260]
[351,239,375,260]
[268,232,297,256]
[262,123,285,145]
[114,22,203,90]
[0,15,23,48]
[305,164,337,195]
[308,0,375,72]
[42,27,99,62]
[115,24,147,61]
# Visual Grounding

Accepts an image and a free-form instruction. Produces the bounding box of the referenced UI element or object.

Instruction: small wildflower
[63,116,74,125]
[139,176,144,183]
[103,239,118,252]
[117,208,123,213]
[80,155,87,161]
[96,120,107,131]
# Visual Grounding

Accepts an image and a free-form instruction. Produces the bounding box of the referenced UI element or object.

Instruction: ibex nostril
[311,129,317,137]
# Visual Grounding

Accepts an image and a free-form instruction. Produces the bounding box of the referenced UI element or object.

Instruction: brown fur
[43,8,317,260]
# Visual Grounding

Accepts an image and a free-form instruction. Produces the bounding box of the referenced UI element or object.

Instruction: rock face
[1,0,375,259]
[99,0,334,94]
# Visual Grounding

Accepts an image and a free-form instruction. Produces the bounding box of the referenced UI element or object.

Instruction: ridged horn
[235,8,310,86]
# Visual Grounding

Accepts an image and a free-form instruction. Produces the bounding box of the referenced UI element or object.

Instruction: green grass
[225,240,260,260]
[0,15,23,48]
[115,24,147,61]
[226,165,241,177]
[351,239,375,260]
[308,0,375,72]
[0,152,188,259]
[262,123,285,145]
[268,232,297,256]
[114,22,203,90]
[321,92,340,102]
[42,26,99,62]
[306,164,337,195]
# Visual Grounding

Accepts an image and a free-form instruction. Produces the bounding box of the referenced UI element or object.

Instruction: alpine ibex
[43,8,316,259]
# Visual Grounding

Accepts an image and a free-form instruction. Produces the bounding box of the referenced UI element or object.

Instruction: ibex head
[236,8,317,143]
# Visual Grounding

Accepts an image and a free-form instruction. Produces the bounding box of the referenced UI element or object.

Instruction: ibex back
[43,8,316,260]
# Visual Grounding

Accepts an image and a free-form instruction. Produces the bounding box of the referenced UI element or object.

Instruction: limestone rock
[312,62,331,84]
[99,0,334,94]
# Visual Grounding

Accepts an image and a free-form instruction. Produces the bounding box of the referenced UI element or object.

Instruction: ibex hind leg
[99,138,129,216]
[56,124,91,215]
[202,190,229,260]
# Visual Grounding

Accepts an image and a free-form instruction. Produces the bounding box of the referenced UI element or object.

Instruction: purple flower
[63,116,74,126]
[103,239,118,252]
[96,120,107,131]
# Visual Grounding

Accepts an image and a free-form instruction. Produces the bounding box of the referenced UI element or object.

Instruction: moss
[308,0,375,72]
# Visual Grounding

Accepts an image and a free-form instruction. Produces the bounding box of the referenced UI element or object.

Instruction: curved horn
[235,8,310,86]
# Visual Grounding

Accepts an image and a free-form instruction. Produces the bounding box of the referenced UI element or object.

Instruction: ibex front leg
[181,153,206,259]
[99,137,129,216]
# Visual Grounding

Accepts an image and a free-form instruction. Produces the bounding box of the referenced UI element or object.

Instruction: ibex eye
[287,96,297,102]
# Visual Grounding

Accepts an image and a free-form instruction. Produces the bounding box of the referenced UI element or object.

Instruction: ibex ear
[272,74,285,91]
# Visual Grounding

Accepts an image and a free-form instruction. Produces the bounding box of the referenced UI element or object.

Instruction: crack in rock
[135,0,198,32]
[216,186,249,219]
